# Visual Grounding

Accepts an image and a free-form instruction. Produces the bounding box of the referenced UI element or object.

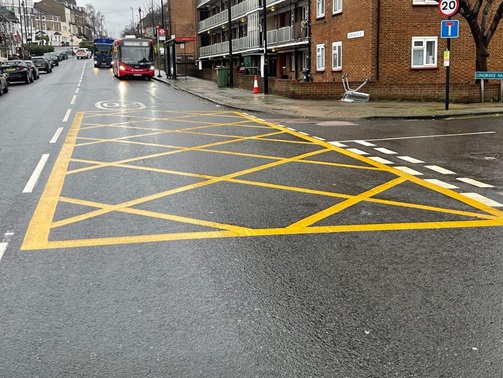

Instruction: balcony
[198,0,260,33]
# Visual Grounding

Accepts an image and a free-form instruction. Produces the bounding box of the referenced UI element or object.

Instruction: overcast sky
[83,0,152,38]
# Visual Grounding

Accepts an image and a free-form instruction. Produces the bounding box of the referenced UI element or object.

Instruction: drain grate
[470,152,503,160]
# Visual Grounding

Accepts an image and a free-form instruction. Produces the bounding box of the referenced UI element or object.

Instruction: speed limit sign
[438,0,459,17]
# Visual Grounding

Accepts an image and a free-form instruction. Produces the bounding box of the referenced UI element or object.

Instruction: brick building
[190,0,503,101]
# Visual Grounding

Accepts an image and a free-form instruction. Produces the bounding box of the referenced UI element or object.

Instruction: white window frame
[331,41,342,71]
[412,0,438,4]
[411,36,438,68]
[316,44,325,71]
[316,0,325,18]
[333,0,342,14]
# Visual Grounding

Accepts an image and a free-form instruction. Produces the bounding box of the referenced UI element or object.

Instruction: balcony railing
[198,0,260,33]
[199,25,307,58]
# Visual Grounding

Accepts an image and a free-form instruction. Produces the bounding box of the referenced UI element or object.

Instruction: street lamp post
[138,8,142,37]
[130,7,134,32]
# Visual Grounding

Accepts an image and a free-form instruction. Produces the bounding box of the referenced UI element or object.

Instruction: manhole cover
[470,152,502,160]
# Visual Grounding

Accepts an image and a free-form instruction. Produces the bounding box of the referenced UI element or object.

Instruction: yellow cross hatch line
[21,110,503,250]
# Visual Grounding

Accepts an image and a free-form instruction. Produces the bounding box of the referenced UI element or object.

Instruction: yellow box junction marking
[22,110,503,250]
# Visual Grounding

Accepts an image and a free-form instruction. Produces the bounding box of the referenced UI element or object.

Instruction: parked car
[0,72,8,95]
[57,50,68,60]
[75,48,89,59]
[0,60,32,84]
[24,60,40,80]
[43,52,59,67]
[65,47,74,56]
[31,56,53,73]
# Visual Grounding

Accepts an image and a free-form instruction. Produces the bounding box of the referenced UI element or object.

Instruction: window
[332,42,342,70]
[316,0,325,18]
[316,44,325,71]
[411,37,437,67]
[333,0,342,14]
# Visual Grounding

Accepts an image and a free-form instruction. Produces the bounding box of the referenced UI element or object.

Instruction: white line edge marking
[374,147,397,155]
[461,193,503,207]
[70,95,77,105]
[398,156,425,163]
[394,166,423,175]
[424,179,459,189]
[62,109,72,123]
[425,165,456,175]
[22,154,50,193]
[456,178,494,188]
[50,127,64,144]
[329,142,347,147]
[337,131,495,143]
[346,148,368,155]
[368,156,394,164]
[354,140,376,146]
[0,243,7,263]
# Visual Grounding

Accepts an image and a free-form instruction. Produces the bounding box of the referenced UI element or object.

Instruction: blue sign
[475,72,503,79]
[441,20,459,38]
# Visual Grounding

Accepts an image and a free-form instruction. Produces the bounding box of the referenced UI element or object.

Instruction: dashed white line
[424,179,459,189]
[374,147,397,155]
[394,166,423,175]
[0,242,7,263]
[70,95,77,104]
[22,154,50,193]
[313,136,326,141]
[398,156,424,163]
[461,193,503,207]
[349,131,496,143]
[456,178,494,188]
[62,109,72,122]
[50,127,64,144]
[75,88,80,94]
[424,165,455,174]
[329,141,347,147]
[368,156,394,164]
[346,148,369,155]
[354,140,376,146]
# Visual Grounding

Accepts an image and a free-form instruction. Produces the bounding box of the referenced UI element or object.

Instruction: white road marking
[347,148,368,155]
[424,179,459,189]
[22,154,50,193]
[368,156,394,164]
[461,193,503,207]
[62,109,71,122]
[50,127,64,144]
[341,131,495,143]
[394,166,423,175]
[0,243,7,263]
[298,131,309,135]
[425,165,455,174]
[313,136,326,141]
[398,156,424,163]
[329,141,347,147]
[374,147,397,154]
[75,88,80,94]
[354,140,376,146]
[456,178,494,188]
[70,95,77,104]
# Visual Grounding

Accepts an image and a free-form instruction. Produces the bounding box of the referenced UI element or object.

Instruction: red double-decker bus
[112,37,155,80]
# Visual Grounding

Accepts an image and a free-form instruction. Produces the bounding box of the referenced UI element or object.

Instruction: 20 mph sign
[438,0,459,17]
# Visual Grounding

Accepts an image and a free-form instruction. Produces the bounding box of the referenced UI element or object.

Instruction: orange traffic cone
[252,75,259,93]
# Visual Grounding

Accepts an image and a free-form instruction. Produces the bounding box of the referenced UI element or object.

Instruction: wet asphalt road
[0,57,502,377]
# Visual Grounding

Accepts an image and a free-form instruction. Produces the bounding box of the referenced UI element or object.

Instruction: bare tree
[459,0,503,72]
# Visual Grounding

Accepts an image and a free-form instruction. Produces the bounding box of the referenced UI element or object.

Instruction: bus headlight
[94,60,97,65]
[119,64,126,71]
[150,66,155,71]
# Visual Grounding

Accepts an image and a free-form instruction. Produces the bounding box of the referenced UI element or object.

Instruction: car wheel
[0,86,3,96]
[30,74,34,83]
[25,74,30,84]
[4,85,8,93]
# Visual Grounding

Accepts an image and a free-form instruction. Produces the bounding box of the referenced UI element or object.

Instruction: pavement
[153,71,503,120]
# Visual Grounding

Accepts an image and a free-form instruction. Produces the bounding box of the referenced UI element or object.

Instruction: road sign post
[438,0,459,110]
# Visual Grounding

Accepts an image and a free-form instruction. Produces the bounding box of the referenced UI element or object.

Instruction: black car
[31,56,53,73]
[0,60,32,84]
[43,52,59,66]
[24,60,40,80]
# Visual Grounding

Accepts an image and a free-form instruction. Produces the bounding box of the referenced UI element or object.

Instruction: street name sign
[475,72,503,80]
